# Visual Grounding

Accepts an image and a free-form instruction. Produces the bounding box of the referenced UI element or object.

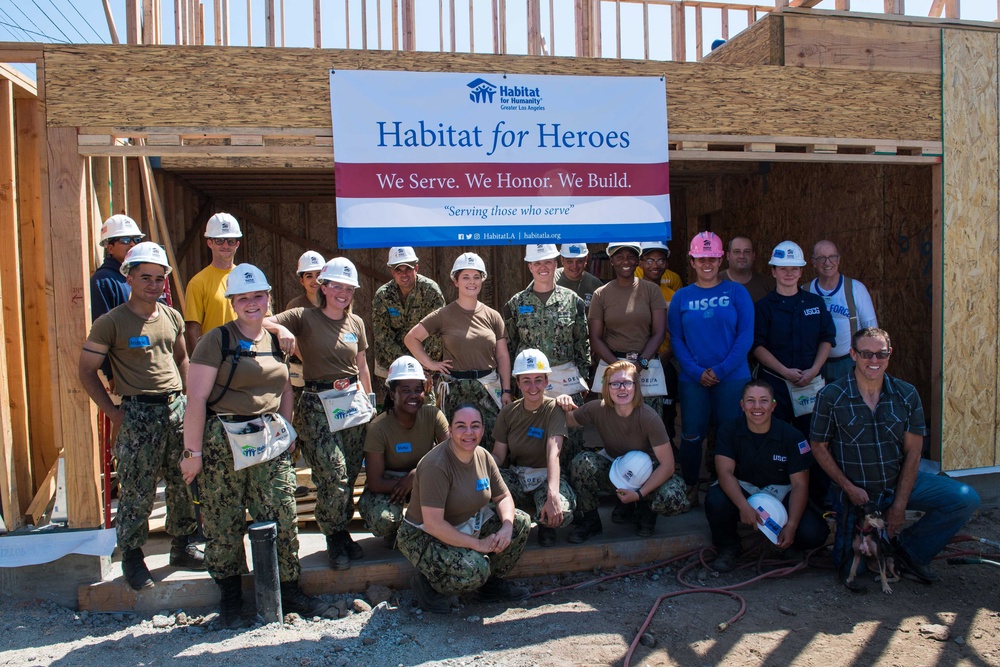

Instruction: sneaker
[122,548,154,590]
[280,581,331,618]
[326,534,351,571]
[896,548,940,583]
[169,536,206,570]
[713,546,741,573]
[476,577,530,603]
[344,533,364,560]
[567,510,602,544]
[410,573,453,614]
[611,500,635,524]
[537,526,557,547]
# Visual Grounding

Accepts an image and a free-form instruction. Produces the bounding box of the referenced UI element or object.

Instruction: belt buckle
[333,378,352,391]
[625,352,639,361]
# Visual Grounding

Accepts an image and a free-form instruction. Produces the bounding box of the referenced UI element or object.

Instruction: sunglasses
[211,238,240,246]
[110,236,143,245]
[853,349,890,360]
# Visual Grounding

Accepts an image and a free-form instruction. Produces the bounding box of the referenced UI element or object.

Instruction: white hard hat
[524,244,560,262]
[609,450,654,491]
[559,243,589,258]
[606,242,642,258]
[639,241,670,258]
[100,214,144,246]
[512,348,552,376]
[747,492,789,545]
[319,257,361,288]
[204,212,243,238]
[297,250,325,274]
[387,246,419,267]
[450,252,488,280]
[769,240,807,267]
[386,355,426,384]
[224,263,272,297]
[120,241,172,276]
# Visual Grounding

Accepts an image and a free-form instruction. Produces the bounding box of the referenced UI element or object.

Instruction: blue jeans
[677,378,746,486]
[822,355,855,383]
[704,483,829,551]
[832,472,980,568]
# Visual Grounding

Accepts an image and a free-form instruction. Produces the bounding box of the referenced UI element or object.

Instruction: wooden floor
[77,505,711,613]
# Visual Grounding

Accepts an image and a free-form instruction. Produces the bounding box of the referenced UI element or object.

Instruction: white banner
[330,71,670,248]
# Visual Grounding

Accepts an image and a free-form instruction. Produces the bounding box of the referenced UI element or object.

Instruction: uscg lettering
[686,295,732,310]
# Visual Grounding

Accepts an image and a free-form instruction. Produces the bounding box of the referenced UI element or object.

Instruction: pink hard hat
[689,232,724,258]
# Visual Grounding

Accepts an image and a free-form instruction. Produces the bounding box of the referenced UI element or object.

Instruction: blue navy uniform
[90,256,131,378]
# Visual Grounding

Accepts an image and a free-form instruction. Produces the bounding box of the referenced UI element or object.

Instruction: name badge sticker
[526,426,544,439]
[475,478,490,492]
[128,336,151,348]
[518,305,535,314]
[343,332,359,343]
[395,442,412,453]
[387,307,401,317]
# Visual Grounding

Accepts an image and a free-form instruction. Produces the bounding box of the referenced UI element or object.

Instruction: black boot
[121,548,154,591]
[169,535,206,570]
[410,572,453,614]
[326,533,351,570]
[280,580,331,618]
[568,509,603,544]
[611,500,636,524]
[636,501,657,537]
[215,576,247,629]
[344,532,364,560]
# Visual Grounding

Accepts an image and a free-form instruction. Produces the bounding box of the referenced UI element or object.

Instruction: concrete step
[78,506,710,613]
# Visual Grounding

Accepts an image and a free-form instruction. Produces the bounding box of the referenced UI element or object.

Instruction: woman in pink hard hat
[667,232,755,506]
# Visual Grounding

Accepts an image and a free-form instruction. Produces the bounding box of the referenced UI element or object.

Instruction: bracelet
[502,389,513,394]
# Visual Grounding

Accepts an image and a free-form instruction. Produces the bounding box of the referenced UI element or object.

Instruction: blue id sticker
[238,339,253,351]
[343,332,359,343]
[128,336,150,348]
[387,308,401,317]
[518,305,535,314]
[395,442,412,454]
[527,426,544,439]
[475,478,490,492]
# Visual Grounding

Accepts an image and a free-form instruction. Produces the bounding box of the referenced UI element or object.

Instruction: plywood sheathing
[702,13,784,66]
[41,45,940,142]
[941,29,1000,472]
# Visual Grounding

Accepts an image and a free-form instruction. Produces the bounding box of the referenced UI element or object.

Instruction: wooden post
[931,162,943,461]
[92,157,111,221]
[142,0,155,45]
[402,0,415,51]
[14,95,58,492]
[215,0,223,45]
[575,0,593,57]
[695,6,703,61]
[126,0,142,45]
[944,0,959,19]
[223,0,230,45]
[247,0,253,46]
[671,3,686,62]
[884,0,905,15]
[103,0,121,44]
[176,0,185,45]
[0,78,30,526]
[126,158,142,224]
[266,0,276,47]
[615,0,621,60]
[45,127,101,528]
[836,0,851,9]
[313,0,322,48]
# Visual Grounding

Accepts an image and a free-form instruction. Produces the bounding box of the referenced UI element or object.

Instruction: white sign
[330,71,671,248]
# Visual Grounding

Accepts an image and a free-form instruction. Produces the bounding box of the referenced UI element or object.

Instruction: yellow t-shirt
[185,265,236,332]
[635,266,683,292]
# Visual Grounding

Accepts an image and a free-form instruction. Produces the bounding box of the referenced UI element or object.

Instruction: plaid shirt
[809,371,926,503]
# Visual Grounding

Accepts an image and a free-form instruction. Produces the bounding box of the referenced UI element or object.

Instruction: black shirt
[716,416,812,488]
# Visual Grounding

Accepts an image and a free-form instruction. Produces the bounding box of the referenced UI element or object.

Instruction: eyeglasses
[110,236,143,246]
[608,380,635,390]
[211,238,240,246]
[812,254,840,264]
[853,349,890,360]
[642,257,668,266]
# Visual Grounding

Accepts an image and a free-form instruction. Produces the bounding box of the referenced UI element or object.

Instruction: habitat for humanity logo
[333,407,360,420]
[466,78,545,111]
[467,78,497,103]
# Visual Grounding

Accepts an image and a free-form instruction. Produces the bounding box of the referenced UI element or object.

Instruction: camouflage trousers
[569,450,690,516]
[439,378,500,452]
[199,417,300,582]
[396,509,531,595]
[499,468,576,528]
[293,392,368,534]
[558,392,588,470]
[114,397,196,551]
[356,488,406,542]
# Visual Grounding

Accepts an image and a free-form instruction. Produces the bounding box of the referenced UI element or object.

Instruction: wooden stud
[347,0,353,49]
[126,0,141,45]
[92,157,111,222]
[102,0,121,44]
[836,0,851,9]
[142,0,155,45]
[695,6,703,61]
[672,3,686,62]
[528,0,541,56]
[549,0,555,56]
[110,157,127,215]
[402,0,415,51]
[313,0,322,48]
[223,0,230,45]
[944,0,959,19]
[884,0,905,15]
[928,0,945,16]
[643,2,649,61]
[25,458,58,525]
[246,0,252,46]
[126,158,142,224]
[615,0,622,60]
[176,0,185,45]
[721,7,729,40]
[364,0,371,51]
[214,0,223,45]
[280,0,286,47]
[931,161,943,461]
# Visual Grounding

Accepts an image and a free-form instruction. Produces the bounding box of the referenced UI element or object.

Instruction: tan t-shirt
[571,401,669,458]
[493,397,568,469]
[272,307,368,381]
[589,279,667,354]
[364,405,449,473]
[419,302,506,372]
[284,294,317,311]
[190,322,287,416]
[87,303,185,396]
[405,441,507,526]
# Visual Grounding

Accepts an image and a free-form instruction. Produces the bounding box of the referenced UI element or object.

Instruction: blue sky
[2,0,996,80]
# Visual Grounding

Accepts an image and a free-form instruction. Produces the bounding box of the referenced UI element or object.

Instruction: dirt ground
[2,506,999,667]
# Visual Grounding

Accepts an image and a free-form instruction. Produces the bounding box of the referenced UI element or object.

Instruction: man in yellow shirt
[634,241,683,292]
[184,212,242,351]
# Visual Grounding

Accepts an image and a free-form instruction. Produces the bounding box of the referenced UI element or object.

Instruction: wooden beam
[884,0,905,14]
[0,64,38,99]
[214,0,224,45]
[102,0,121,44]
[126,158,142,223]
[0,79,33,525]
[125,0,141,45]
[931,161,942,461]
[313,0,322,48]
[401,0,416,51]
[25,457,58,525]
[266,0,276,47]
[671,3,686,61]
[44,127,101,528]
[142,0,155,45]
[223,0,230,45]
[246,0,252,45]
[944,0,960,19]
[176,0,185,45]
[138,156,187,309]
[928,0,945,16]
[790,0,824,6]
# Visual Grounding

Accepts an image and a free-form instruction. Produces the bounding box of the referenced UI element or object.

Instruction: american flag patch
[798,440,811,454]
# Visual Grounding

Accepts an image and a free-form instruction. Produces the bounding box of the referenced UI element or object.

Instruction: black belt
[305,375,358,391]
[122,391,182,405]
[611,350,640,360]
[449,369,494,380]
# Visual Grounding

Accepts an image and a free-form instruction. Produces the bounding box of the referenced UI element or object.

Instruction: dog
[843,502,900,595]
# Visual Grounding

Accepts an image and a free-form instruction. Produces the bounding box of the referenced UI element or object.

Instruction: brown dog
[844,502,900,594]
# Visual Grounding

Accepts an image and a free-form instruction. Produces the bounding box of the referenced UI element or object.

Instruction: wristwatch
[182,449,202,459]
[502,389,513,394]
[638,357,649,370]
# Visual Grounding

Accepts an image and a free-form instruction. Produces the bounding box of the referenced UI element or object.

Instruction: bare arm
[180,361,220,485]
[539,435,565,528]
[555,394,581,427]
[495,337,512,404]
[356,350,373,395]
[363,451,397,495]
[641,309,667,362]
[492,440,509,468]
[715,455,759,527]
[173,331,189,391]
[799,342,832,386]
[588,317,618,365]
[886,431,923,536]
[405,323,452,374]
[184,321,202,357]
[778,469,811,549]
[79,342,122,425]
